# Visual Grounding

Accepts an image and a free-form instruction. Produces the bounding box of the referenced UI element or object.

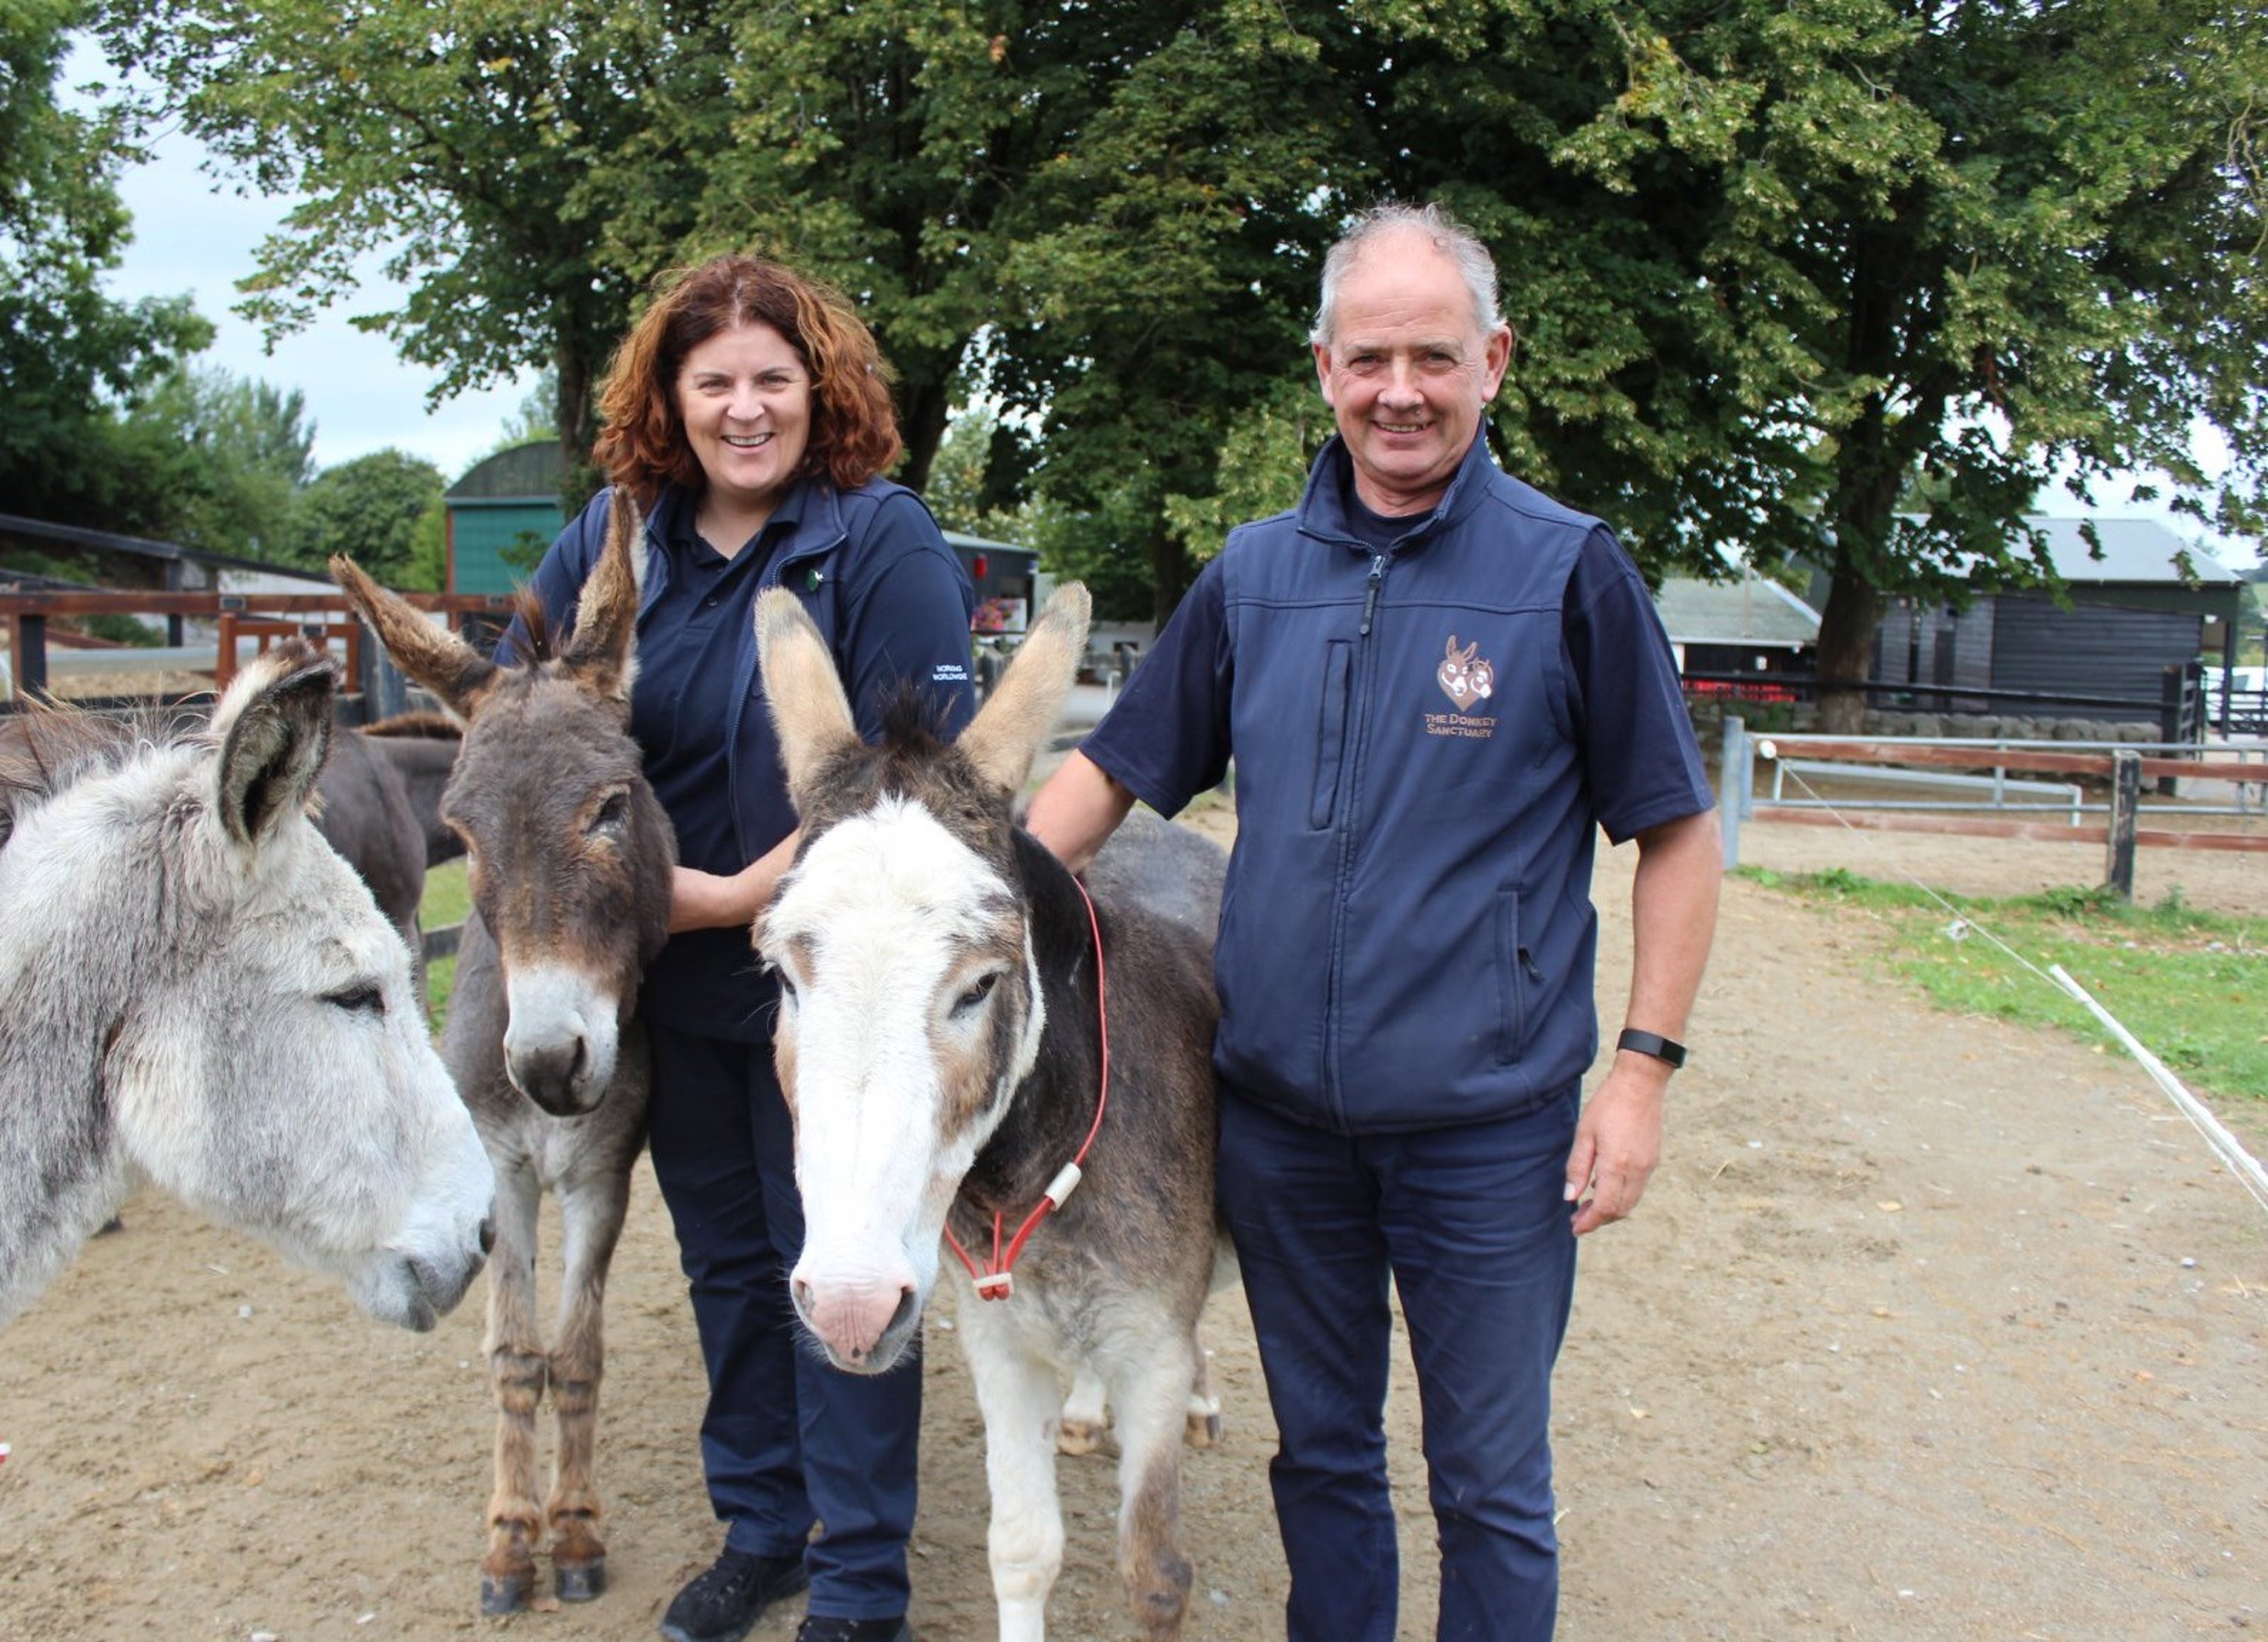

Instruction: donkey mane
[0,700,197,857]
[505,586,561,664]
[798,686,1009,856]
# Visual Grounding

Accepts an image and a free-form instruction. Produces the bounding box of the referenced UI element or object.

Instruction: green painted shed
[445,441,568,595]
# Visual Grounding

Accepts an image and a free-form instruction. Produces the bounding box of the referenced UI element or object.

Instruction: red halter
[943,873,1109,1302]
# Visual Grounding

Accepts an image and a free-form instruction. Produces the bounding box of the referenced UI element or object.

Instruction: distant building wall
[445,442,569,595]
[448,500,562,595]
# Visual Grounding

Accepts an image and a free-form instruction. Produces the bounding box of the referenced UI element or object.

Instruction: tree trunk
[1813,553,1883,735]
[1148,525,1191,631]
[896,375,953,496]
[555,345,603,513]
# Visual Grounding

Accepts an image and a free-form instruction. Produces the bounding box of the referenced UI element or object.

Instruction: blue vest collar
[1297,432,1500,553]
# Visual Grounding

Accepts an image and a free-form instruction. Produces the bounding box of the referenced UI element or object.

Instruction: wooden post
[2105,749,2141,900]
[13,613,46,696]
[358,622,409,722]
[1719,715,1746,870]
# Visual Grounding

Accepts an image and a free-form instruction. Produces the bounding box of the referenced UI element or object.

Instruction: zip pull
[1359,553,1388,637]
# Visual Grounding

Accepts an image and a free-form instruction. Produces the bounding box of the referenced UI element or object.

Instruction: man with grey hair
[1027,200,1720,1639]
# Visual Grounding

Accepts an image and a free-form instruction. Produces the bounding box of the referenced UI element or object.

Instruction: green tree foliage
[1161,375,1331,567]
[284,448,445,584]
[98,0,727,502]
[922,406,1027,543]
[103,0,1344,596]
[971,11,1344,622]
[488,367,559,458]
[111,366,314,557]
[1389,0,2268,729]
[1,0,210,530]
[401,492,449,591]
[100,0,2268,703]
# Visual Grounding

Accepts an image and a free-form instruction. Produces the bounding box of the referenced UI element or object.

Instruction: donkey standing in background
[755,583,1225,1642]
[333,503,673,1616]
[355,711,466,866]
[316,718,429,959]
[0,643,494,1334]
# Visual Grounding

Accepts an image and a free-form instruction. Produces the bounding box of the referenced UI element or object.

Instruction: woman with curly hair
[511,253,975,1642]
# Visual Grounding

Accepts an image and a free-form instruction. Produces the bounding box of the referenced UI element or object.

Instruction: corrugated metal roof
[446,441,562,500]
[1655,570,1820,646]
[2022,516,2241,584]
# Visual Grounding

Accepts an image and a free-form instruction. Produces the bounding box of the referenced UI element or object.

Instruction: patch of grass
[424,953,456,1031]
[417,862,469,1033]
[420,860,469,931]
[1736,867,2268,1102]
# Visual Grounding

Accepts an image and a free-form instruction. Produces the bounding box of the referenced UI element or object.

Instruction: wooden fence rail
[1718,720,2268,897]
[1,588,516,699]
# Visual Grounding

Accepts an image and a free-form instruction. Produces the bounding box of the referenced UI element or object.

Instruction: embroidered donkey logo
[1436,635,1495,712]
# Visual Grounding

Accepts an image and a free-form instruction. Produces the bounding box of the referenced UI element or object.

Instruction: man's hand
[1568,807,1719,1235]
[1563,1054,1670,1236]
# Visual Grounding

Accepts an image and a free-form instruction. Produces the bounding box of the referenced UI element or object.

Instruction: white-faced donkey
[754,581,1226,1642]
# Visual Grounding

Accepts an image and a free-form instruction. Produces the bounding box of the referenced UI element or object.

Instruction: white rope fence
[1760,756,2268,1217]
[2046,964,2268,1214]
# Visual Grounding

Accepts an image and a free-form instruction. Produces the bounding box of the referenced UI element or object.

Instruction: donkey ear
[753,587,860,813]
[959,582,1091,798]
[332,553,498,719]
[561,495,646,703]
[212,639,336,847]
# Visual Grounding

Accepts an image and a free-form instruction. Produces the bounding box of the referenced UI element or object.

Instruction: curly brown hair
[592,255,902,510]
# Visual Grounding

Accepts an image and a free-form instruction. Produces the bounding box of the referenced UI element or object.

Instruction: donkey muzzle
[790,1266,922,1374]
[501,964,621,1116]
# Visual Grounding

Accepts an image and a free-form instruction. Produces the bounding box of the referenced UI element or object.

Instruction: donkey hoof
[1058,1418,1106,1457]
[479,1570,534,1615]
[476,1569,533,1615]
[1185,1410,1224,1448]
[554,1557,607,1603]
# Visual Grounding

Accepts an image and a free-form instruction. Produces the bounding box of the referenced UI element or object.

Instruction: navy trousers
[1217,1084,1581,1642]
[645,1023,921,1623]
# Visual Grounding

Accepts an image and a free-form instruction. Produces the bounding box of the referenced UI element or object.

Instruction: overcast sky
[78,42,538,484]
[75,46,2256,569]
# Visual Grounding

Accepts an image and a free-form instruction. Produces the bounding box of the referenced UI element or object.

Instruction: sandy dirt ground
[2,811,2264,1641]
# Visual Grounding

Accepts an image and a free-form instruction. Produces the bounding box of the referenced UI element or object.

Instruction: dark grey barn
[1866,519,2244,728]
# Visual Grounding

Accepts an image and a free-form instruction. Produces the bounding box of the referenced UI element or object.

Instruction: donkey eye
[325,983,386,1016]
[952,973,999,1017]
[589,791,630,835]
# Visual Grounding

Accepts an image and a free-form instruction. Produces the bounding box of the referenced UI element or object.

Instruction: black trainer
[658,1548,810,1642]
[795,1617,913,1642]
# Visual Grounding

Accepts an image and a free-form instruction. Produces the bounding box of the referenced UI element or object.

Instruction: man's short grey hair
[1310,201,1505,349]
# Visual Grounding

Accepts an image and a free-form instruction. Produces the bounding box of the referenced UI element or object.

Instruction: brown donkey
[333,503,673,1614]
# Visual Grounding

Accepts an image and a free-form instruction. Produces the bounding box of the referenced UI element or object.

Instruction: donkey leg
[544,1163,632,1602]
[1058,1362,1109,1457]
[1108,1332,1200,1641]
[1183,1331,1223,1449]
[479,1160,547,1615]
[962,1309,1067,1642]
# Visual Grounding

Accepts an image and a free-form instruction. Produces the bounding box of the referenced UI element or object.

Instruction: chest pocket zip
[1309,642,1354,829]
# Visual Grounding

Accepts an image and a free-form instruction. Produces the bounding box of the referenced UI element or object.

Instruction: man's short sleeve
[1565,527,1715,843]
[1076,557,1234,819]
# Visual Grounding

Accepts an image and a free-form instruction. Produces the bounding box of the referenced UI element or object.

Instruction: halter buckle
[973,1269,1015,1301]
